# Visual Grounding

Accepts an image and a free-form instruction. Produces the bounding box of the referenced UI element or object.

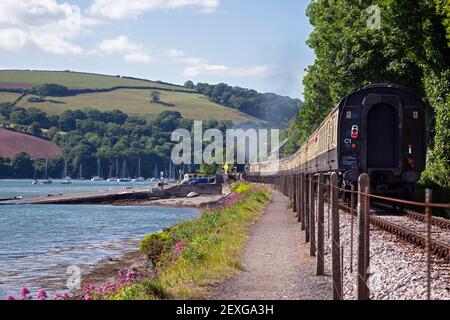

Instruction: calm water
[0,181,199,299]
[0,179,155,200]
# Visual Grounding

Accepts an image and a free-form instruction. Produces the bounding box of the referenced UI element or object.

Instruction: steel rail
[370,201,450,230]
[405,210,450,230]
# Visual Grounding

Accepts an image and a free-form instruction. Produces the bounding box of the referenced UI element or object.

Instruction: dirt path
[212,189,332,300]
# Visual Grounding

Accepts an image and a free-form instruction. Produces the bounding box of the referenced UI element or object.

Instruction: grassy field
[0,92,21,103]
[0,70,192,91]
[16,89,258,122]
[0,128,61,160]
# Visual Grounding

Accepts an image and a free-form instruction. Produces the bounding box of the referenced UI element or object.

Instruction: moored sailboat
[132,158,145,182]
[41,159,53,184]
[91,158,104,181]
[117,160,132,182]
[61,160,72,184]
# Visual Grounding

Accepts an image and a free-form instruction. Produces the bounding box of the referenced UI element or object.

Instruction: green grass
[113,184,271,300]
[0,70,191,91]
[16,89,259,123]
[1,70,261,123]
[0,92,21,103]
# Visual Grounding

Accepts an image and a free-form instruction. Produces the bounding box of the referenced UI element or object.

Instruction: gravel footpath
[212,190,332,300]
[322,204,450,300]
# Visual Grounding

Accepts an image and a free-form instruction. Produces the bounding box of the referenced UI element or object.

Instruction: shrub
[27,96,45,103]
[29,84,68,97]
[140,231,170,264]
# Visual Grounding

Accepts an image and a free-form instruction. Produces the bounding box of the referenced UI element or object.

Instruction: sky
[0,0,315,99]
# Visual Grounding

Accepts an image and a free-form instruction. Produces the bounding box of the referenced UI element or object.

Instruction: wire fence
[246,173,450,300]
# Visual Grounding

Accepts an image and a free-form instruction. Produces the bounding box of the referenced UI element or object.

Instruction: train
[246,84,427,196]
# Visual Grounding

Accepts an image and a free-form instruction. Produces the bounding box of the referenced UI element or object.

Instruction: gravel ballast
[321,204,450,300]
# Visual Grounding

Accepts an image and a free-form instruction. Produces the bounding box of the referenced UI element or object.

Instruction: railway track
[405,210,450,230]
[339,204,450,260]
[370,201,450,230]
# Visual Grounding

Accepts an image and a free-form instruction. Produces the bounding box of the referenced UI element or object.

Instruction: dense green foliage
[284,0,450,187]
[150,91,161,103]
[29,84,69,97]
[0,153,34,179]
[436,0,450,46]
[187,82,302,126]
[0,102,233,179]
[199,163,223,176]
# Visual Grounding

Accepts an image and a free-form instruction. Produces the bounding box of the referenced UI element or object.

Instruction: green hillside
[0,70,191,91]
[0,92,21,103]
[0,70,261,123]
[16,89,257,122]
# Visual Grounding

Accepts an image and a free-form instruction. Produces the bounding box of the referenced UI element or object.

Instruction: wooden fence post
[301,175,306,230]
[310,176,316,256]
[297,175,301,222]
[350,184,355,274]
[425,188,432,300]
[331,172,342,300]
[357,173,370,300]
[292,175,297,213]
[305,175,310,243]
[317,174,325,275]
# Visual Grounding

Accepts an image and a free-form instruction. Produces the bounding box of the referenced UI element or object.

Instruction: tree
[436,0,450,46]
[27,122,43,137]
[184,80,195,89]
[200,163,222,177]
[29,83,68,97]
[11,153,34,178]
[297,0,450,187]
[150,91,161,103]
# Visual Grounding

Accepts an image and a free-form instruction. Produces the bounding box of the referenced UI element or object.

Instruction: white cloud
[87,0,220,20]
[0,0,84,54]
[97,35,153,64]
[125,52,153,64]
[183,64,273,77]
[168,49,275,78]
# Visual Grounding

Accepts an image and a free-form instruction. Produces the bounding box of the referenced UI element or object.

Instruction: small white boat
[117,178,132,183]
[61,161,72,184]
[107,177,118,182]
[91,159,104,181]
[40,159,52,184]
[132,158,145,183]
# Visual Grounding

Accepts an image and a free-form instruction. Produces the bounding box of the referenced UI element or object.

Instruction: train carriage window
[327,122,331,149]
[331,114,337,148]
[329,118,334,149]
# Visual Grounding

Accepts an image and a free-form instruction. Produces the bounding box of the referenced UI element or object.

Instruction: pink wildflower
[19,288,30,296]
[37,289,47,300]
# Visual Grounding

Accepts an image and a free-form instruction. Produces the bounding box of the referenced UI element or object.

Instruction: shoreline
[105,194,227,208]
[74,194,227,299]
[76,250,151,299]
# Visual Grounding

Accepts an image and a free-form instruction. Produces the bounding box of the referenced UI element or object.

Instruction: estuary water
[0,179,155,200]
[0,180,199,299]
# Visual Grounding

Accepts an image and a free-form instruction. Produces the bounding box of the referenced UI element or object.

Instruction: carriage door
[362,95,402,173]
